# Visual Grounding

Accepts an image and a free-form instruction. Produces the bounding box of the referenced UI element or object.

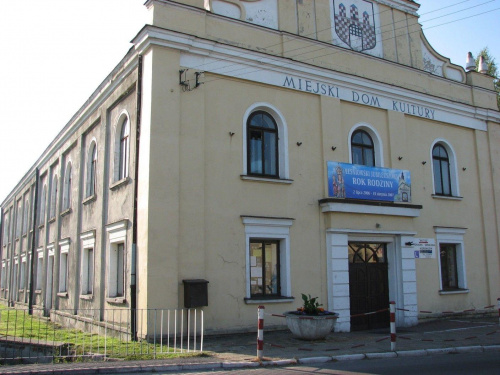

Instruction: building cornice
[133,25,500,130]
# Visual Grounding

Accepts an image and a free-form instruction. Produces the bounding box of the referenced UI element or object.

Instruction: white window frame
[114,111,130,182]
[50,175,58,219]
[63,162,72,210]
[22,199,30,235]
[86,140,98,198]
[80,231,95,296]
[59,239,70,293]
[348,123,384,167]
[39,184,47,225]
[242,216,293,302]
[1,261,6,289]
[242,103,289,180]
[36,247,44,290]
[20,255,27,290]
[106,220,128,299]
[3,213,9,244]
[430,139,460,197]
[15,200,22,238]
[435,227,467,293]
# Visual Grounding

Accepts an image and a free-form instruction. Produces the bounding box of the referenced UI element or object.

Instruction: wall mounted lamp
[297,142,302,146]
[229,132,235,137]
[422,161,427,165]
[332,146,337,151]
[398,156,403,160]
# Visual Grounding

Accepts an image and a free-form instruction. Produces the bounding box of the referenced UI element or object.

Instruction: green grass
[0,304,207,361]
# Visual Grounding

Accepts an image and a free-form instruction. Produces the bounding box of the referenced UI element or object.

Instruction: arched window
[351,129,375,166]
[50,175,58,218]
[39,185,47,225]
[63,162,72,210]
[432,144,451,196]
[87,142,97,197]
[118,118,130,180]
[22,200,30,234]
[247,111,279,177]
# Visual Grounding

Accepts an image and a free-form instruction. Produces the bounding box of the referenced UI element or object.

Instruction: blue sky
[0,0,498,202]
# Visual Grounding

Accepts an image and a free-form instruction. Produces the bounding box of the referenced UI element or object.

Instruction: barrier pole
[390,301,396,351]
[497,298,500,326]
[257,306,265,360]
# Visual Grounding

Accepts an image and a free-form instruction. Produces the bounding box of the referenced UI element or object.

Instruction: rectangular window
[20,260,26,289]
[59,252,68,293]
[440,244,458,290]
[435,227,467,293]
[1,264,6,288]
[81,248,94,295]
[36,253,43,290]
[250,240,280,297]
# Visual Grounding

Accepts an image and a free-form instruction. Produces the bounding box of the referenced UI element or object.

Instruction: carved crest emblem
[333,0,376,51]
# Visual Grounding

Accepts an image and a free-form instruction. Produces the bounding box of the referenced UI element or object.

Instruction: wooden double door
[349,242,389,331]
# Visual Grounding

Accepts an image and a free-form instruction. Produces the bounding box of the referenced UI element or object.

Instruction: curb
[3,345,500,374]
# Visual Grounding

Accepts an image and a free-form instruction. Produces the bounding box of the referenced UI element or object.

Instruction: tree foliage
[475,47,500,109]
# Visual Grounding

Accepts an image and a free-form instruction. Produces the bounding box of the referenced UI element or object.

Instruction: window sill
[106,297,126,304]
[83,195,97,205]
[110,177,131,191]
[38,224,45,229]
[35,290,42,294]
[240,175,293,184]
[439,288,469,295]
[57,292,68,298]
[48,217,56,224]
[432,195,463,201]
[244,296,295,304]
[60,208,72,217]
[80,294,94,300]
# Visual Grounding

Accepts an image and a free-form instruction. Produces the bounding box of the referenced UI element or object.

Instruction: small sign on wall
[412,238,436,259]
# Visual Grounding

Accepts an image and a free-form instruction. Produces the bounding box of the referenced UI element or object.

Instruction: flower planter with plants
[284,294,338,340]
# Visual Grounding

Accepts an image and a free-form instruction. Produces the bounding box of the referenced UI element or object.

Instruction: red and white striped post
[257,306,265,360]
[390,301,396,351]
[497,298,500,326]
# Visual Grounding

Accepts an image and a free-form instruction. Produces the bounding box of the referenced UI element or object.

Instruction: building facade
[1,0,499,336]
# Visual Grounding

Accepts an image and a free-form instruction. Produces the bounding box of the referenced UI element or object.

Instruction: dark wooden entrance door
[349,243,389,331]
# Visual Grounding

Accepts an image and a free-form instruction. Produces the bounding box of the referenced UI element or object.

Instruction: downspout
[28,168,39,315]
[0,206,3,291]
[131,55,143,341]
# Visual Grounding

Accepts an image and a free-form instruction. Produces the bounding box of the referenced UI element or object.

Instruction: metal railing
[0,304,204,365]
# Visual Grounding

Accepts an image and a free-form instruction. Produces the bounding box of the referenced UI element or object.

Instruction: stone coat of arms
[333,0,377,52]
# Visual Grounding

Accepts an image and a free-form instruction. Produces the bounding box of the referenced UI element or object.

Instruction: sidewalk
[1,317,499,374]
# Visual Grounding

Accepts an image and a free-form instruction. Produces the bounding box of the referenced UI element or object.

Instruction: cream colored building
[1,0,499,336]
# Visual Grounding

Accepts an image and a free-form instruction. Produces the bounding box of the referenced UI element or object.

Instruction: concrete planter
[284,312,339,340]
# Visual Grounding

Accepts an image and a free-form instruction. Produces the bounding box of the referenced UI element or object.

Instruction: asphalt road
[125,351,499,375]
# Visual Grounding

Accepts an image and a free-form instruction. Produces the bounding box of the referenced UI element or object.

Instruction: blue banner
[327,162,411,202]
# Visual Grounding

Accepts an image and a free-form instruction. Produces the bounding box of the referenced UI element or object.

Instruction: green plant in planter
[301,294,323,315]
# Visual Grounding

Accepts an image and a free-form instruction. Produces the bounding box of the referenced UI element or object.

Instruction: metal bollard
[257,306,265,360]
[390,301,396,351]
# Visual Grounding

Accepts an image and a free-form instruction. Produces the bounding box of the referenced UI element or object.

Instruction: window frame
[106,220,128,300]
[242,103,289,180]
[348,123,384,167]
[118,116,130,181]
[39,184,47,225]
[351,129,375,167]
[80,231,95,297]
[49,174,58,219]
[58,239,70,294]
[246,111,279,178]
[62,162,72,211]
[249,239,281,298]
[86,141,98,198]
[35,248,44,291]
[242,216,293,302]
[430,140,460,198]
[435,227,467,293]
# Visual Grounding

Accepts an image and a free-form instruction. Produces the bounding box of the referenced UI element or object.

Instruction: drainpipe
[28,168,39,315]
[131,54,143,341]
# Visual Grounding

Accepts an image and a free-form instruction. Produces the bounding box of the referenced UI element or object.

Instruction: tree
[475,47,500,109]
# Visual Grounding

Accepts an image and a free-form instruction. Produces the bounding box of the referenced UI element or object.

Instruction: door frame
[326,229,418,332]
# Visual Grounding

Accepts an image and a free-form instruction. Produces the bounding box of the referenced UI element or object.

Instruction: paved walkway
[1,317,499,374]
